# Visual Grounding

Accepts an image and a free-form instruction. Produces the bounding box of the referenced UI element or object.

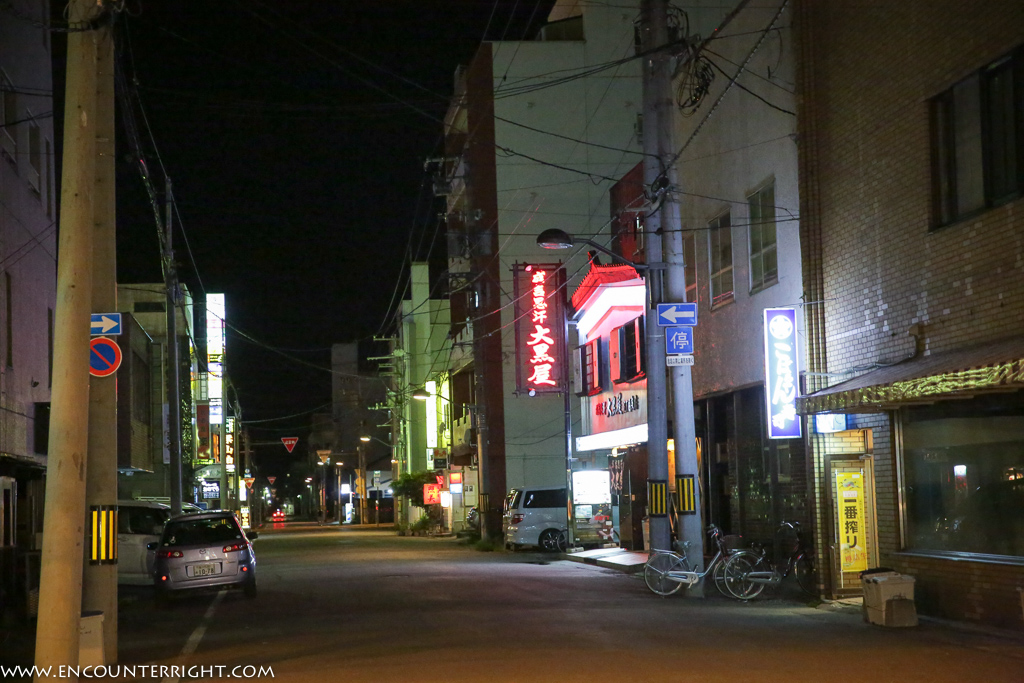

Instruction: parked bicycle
[721,520,816,600]
[643,524,743,598]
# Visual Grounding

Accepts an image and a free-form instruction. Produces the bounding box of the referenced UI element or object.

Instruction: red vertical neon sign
[513,264,565,395]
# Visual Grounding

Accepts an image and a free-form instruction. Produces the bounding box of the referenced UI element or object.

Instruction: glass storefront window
[903,394,1024,558]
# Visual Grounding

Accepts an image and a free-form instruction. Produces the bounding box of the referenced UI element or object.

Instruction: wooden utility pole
[82,15,118,663]
[35,0,100,674]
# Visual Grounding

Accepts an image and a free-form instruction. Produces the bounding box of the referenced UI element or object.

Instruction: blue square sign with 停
[665,326,693,355]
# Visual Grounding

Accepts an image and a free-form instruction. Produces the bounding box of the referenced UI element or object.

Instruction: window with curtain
[931,46,1023,227]
[708,212,733,307]
[748,182,778,292]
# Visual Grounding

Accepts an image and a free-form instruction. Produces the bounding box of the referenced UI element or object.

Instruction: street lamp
[537,228,680,553]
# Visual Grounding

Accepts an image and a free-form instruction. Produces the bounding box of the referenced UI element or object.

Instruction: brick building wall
[796,1,1024,627]
[797,2,1024,368]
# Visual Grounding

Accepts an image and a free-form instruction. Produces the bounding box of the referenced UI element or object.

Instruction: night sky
[52,2,555,469]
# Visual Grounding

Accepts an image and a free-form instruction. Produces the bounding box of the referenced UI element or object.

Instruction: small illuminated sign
[513,264,565,395]
[423,483,441,505]
[763,307,801,439]
[202,480,220,499]
[595,393,641,417]
[814,413,848,433]
[572,470,612,505]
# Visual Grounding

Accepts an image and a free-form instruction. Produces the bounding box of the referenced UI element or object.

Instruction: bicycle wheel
[795,553,817,597]
[644,553,687,596]
[722,551,767,600]
[711,556,732,597]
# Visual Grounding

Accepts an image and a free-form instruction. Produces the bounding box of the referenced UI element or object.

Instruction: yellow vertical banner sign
[835,472,868,572]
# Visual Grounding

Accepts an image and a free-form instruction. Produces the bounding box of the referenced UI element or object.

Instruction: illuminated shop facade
[570,263,651,549]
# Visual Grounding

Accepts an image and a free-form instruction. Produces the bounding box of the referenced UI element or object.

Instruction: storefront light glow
[576,423,648,452]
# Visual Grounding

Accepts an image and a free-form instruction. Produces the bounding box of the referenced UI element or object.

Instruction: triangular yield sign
[244,477,256,488]
[281,437,298,453]
[267,476,277,485]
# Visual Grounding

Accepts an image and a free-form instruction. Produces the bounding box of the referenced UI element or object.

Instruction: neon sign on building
[763,307,801,439]
[513,264,565,395]
[206,293,225,425]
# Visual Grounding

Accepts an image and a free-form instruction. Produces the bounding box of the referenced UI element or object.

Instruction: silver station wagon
[151,510,258,602]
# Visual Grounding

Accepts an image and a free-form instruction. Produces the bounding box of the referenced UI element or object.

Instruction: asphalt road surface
[76,524,1024,681]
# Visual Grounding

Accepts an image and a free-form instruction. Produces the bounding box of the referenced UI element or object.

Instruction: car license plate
[191,563,219,577]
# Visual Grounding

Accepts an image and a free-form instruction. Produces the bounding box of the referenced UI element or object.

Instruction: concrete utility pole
[83,16,118,663]
[639,0,673,553]
[165,180,184,516]
[652,0,706,570]
[35,0,100,673]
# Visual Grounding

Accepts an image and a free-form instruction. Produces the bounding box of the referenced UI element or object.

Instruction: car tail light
[223,543,245,553]
[511,514,525,524]
[158,550,183,559]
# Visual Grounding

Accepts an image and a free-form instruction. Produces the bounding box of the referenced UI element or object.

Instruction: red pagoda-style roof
[571,263,643,312]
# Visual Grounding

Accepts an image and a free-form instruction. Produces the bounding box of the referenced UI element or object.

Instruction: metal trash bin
[861,571,917,627]
[79,611,104,667]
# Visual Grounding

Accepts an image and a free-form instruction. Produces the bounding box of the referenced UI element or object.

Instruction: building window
[47,307,53,386]
[34,402,50,454]
[931,46,1023,227]
[708,212,733,307]
[683,232,697,304]
[573,339,602,397]
[613,316,645,384]
[902,395,1024,558]
[131,351,150,423]
[45,139,53,217]
[27,116,41,193]
[134,301,166,313]
[748,182,778,292]
[0,71,15,163]
[4,273,12,368]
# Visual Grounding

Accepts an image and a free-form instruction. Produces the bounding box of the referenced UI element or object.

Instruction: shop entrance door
[825,457,878,596]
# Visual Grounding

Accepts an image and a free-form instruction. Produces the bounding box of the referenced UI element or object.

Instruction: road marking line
[160,590,226,683]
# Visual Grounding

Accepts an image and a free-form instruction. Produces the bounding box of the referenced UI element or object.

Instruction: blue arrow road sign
[665,326,694,355]
[656,303,697,326]
[90,313,122,336]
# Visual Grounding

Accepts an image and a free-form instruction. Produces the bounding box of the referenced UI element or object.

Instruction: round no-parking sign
[89,337,122,377]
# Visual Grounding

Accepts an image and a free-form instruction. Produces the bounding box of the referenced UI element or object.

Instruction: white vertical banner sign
[763,307,801,439]
[207,293,225,425]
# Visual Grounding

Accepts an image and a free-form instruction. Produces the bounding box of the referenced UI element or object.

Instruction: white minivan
[503,486,568,552]
[117,500,172,585]
[117,500,202,584]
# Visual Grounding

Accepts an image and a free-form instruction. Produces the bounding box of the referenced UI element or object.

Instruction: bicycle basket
[722,534,744,551]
